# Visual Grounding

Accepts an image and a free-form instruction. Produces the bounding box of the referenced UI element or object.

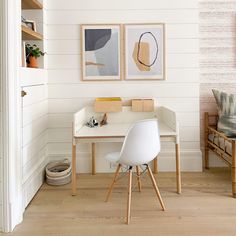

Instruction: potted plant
[26,43,45,68]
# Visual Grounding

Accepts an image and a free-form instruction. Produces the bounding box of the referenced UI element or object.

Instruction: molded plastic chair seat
[105,119,165,224]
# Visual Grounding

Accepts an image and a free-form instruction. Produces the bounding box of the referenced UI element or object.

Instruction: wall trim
[1,0,23,232]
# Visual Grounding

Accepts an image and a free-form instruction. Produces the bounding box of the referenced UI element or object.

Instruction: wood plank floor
[2,168,236,236]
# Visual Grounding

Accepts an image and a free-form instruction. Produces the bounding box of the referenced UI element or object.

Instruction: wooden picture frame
[124,23,165,80]
[81,24,122,81]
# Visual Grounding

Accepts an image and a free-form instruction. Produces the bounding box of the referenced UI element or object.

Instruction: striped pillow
[212,89,236,137]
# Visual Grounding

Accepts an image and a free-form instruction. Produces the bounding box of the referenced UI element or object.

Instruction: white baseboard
[7,195,23,233]
[22,158,47,209]
[48,150,203,173]
[157,150,202,171]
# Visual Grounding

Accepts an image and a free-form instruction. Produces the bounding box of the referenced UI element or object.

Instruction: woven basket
[46,159,71,186]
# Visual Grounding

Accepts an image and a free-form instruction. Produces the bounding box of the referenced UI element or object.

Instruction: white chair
[105,119,165,224]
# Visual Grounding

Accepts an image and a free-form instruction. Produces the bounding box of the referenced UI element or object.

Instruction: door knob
[21,90,27,97]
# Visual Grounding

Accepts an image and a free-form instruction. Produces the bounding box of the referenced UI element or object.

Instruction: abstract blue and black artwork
[81,25,121,81]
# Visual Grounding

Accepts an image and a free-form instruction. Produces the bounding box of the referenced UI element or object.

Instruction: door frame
[0,0,23,232]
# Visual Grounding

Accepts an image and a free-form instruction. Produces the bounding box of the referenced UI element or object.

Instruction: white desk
[72,106,181,195]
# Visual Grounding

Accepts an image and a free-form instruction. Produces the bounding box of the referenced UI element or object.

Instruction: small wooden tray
[131,99,154,112]
[94,97,122,112]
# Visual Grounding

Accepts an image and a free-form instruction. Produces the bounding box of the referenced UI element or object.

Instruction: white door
[21,84,47,209]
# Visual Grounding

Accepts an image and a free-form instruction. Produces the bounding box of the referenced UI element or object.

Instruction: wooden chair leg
[232,141,236,198]
[205,147,209,170]
[231,166,236,198]
[136,166,141,192]
[204,112,209,170]
[105,164,121,202]
[147,165,165,211]
[126,168,132,224]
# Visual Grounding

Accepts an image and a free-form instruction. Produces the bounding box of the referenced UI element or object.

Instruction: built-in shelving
[22,25,43,40]
[22,0,43,9]
[21,0,44,68]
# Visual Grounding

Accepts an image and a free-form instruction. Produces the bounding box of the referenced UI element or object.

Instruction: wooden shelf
[22,0,43,9]
[22,25,43,40]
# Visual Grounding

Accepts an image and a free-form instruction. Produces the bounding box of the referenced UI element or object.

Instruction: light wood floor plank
[2,168,236,236]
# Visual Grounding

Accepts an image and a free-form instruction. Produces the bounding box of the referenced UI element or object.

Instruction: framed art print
[124,23,165,80]
[81,24,121,81]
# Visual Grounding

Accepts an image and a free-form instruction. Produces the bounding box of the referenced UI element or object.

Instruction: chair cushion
[212,89,236,137]
[105,152,120,163]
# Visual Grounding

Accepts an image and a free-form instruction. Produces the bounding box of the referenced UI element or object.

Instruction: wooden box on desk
[132,99,154,112]
[94,97,122,112]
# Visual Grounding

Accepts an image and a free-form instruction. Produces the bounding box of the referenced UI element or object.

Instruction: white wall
[199,0,236,167]
[45,0,201,172]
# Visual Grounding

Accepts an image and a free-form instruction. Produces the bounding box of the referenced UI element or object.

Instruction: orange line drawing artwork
[132,42,150,71]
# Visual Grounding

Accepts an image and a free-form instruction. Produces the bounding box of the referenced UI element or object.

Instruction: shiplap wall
[45,0,202,172]
[200,0,236,166]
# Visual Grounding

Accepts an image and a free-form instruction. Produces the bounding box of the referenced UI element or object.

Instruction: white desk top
[74,122,177,139]
[73,106,179,143]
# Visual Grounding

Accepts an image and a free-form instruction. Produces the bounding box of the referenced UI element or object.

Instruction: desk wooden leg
[72,142,77,196]
[153,156,158,174]
[92,143,96,175]
[175,143,181,194]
